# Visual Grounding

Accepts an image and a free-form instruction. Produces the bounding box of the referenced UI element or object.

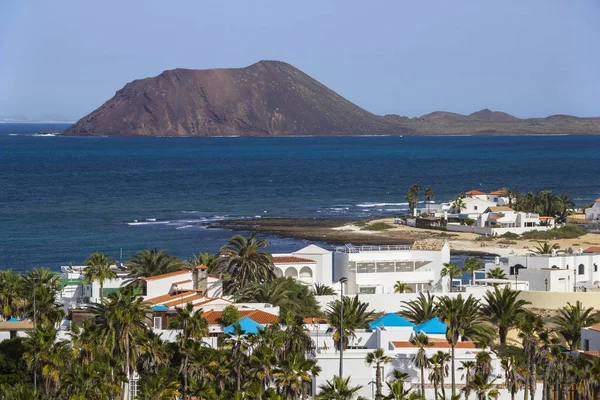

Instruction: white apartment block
[333,240,450,294]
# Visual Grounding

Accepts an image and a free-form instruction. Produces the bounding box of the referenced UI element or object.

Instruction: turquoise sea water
[1,124,599,271]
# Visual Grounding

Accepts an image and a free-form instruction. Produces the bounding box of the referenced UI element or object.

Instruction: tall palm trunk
[433,381,438,400]
[100,282,104,300]
[441,377,446,400]
[451,344,456,397]
[375,362,382,398]
[125,333,130,400]
[183,355,188,400]
[420,366,425,398]
[524,377,529,400]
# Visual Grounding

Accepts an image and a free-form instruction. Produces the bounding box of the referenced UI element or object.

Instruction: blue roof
[151,305,169,311]
[368,313,416,329]
[224,317,265,335]
[7,317,20,322]
[415,317,447,334]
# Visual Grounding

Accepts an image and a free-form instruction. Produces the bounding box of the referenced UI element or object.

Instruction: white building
[333,240,450,294]
[418,189,508,221]
[272,244,333,286]
[485,247,600,292]
[586,198,600,221]
[447,206,555,236]
[307,313,508,399]
[581,322,600,352]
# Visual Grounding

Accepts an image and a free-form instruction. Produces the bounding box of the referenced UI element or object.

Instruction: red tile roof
[202,309,279,325]
[391,340,476,349]
[197,265,208,270]
[146,291,195,305]
[303,317,328,324]
[584,247,600,254]
[589,322,600,332]
[272,256,315,264]
[465,190,486,195]
[581,351,600,360]
[539,216,555,220]
[141,270,189,281]
[596,198,600,203]
[173,279,192,285]
[489,190,505,195]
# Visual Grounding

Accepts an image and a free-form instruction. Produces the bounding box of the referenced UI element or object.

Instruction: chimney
[196,264,208,296]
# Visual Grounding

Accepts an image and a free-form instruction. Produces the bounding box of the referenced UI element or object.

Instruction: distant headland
[64,60,600,137]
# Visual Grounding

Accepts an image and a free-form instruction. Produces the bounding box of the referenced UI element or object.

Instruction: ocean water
[1,124,599,271]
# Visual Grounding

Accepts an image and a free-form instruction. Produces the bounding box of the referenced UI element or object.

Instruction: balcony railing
[335,244,411,253]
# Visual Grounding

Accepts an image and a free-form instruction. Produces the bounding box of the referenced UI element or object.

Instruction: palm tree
[169,302,208,399]
[138,366,181,400]
[316,376,363,400]
[424,188,435,214]
[220,233,275,291]
[189,252,222,275]
[465,373,498,400]
[429,351,450,400]
[485,267,507,281]
[452,196,466,213]
[500,355,525,400]
[314,283,336,296]
[0,382,43,400]
[400,292,436,324]
[532,242,560,255]
[393,281,413,294]
[325,295,374,350]
[0,270,26,320]
[554,300,598,351]
[383,380,422,400]
[435,294,493,397]
[440,262,462,292]
[84,252,117,300]
[365,348,391,399]
[410,332,431,398]
[458,361,476,400]
[500,187,518,208]
[463,257,482,286]
[480,286,530,345]
[518,311,544,400]
[405,184,422,216]
[237,277,293,307]
[126,249,182,281]
[90,286,152,397]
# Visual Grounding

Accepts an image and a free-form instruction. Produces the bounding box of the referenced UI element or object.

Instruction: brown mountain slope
[65,60,405,136]
[65,60,600,136]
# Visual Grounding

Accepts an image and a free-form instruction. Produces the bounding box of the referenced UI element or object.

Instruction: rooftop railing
[335,244,412,253]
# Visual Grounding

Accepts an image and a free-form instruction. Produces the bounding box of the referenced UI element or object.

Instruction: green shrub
[354,220,369,227]
[521,225,587,240]
[365,222,395,231]
[221,305,241,326]
[500,232,520,240]
[461,218,475,226]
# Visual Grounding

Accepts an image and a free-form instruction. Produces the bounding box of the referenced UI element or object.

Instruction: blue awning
[151,305,169,311]
[415,317,447,334]
[224,317,265,335]
[368,313,415,329]
[7,317,20,322]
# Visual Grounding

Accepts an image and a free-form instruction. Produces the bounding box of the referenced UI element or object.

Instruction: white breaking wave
[356,202,409,207]
[128,220,170,226]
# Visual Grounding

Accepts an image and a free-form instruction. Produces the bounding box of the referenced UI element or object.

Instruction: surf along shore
[213,217,600,257]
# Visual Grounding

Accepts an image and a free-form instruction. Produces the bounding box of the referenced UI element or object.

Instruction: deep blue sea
[1,123,599,272]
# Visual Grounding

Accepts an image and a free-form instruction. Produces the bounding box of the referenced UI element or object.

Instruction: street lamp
[545,278,548,291]
[514,272,518,290]
[574,269,577,292]
[338,276,348,378]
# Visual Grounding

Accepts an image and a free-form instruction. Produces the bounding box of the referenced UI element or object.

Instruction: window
[595,264,598,272]
[359,287,376,294]
[474,206,478,211]
[153,317,162,330]
[584,339,590,351]
[579,264,585,275]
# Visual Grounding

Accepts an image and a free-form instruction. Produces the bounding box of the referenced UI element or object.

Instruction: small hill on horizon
[65,61,600,136]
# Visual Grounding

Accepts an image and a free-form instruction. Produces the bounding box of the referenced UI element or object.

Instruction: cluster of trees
[398,289,600,400]
[405,184,435,216]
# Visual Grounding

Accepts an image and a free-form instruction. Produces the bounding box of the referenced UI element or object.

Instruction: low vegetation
[364,222,395,231]
[521,225,587,240]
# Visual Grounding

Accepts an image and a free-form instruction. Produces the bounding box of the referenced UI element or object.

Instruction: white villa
[333,240,451,294]
[272,244,333,286]
[585,198,600,221]
[485,247,600,292]
[447,206,555,236]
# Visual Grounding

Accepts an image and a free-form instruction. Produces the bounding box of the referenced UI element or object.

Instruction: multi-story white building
[333,240,451,294]
[485,247,600,292]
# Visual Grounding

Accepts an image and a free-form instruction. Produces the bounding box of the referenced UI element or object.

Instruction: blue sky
[1,0,599,121]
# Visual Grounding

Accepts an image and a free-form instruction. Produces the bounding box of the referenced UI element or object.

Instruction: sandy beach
[215,217,600,256]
